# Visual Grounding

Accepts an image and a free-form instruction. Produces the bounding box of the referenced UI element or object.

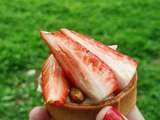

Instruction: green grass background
[0,0,160,119]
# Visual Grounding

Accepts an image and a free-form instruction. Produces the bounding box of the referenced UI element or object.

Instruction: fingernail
[96,106,127,120]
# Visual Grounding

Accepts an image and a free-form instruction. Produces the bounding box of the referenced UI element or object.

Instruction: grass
[0,0,160,119]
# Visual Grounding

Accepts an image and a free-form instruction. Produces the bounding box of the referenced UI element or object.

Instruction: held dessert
[39,28,138,120]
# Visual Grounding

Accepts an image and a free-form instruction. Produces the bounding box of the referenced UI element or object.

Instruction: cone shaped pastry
[46,74,137,120]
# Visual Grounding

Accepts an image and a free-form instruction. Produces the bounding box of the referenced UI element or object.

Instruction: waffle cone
[46,74,137,120]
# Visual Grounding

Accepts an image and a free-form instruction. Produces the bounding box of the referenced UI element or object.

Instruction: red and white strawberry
[40,31,119,102]
[41,54,69,106]
[38,44,117,93]
[40,44,117,83]
[61,29,137,88]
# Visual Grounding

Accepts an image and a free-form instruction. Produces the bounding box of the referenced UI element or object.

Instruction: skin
[127,106,145,120]
[29,105,145,120]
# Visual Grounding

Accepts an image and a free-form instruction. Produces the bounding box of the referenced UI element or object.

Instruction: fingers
[127,106,145,120]
[29,105,144,120]
[29,106,51,120]
[96,106,127,120]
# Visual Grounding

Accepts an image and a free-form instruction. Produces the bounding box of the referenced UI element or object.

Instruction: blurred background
[0,0,160,119]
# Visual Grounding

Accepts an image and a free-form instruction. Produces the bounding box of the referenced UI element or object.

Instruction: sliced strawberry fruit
[40,31,119,102]
[61,28,137,88]
[42,44,118,81]
[41,54,69,106]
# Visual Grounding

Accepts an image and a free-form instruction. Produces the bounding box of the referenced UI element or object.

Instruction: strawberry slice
[41,54,69,106]
[38,44,117,93]
[61,29,137,88]
[41,44,118,80]
[40,31,119,102]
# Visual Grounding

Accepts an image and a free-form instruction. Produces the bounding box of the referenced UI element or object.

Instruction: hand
[29,106,51,120]
[29,105,144,120]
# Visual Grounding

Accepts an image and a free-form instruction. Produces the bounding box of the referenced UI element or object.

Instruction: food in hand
[39,28,138,106]
[61,28,137,88]
[41,54,69,106]
[40,31,119,102]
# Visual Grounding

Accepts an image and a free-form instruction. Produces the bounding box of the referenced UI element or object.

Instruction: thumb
[29,106,51,120]
[96,106,128,120]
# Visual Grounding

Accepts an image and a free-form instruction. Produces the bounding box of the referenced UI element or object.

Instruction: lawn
[0,0,160,119]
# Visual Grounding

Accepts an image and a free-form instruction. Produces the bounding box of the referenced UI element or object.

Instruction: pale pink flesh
[40,31,119,102]
[40,45,118,83]
[39,44,117,93]
[41,54,69,106]
[61,29,137,88]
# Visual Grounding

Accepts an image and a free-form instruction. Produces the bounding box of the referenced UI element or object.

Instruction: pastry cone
[46,74,137,120]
